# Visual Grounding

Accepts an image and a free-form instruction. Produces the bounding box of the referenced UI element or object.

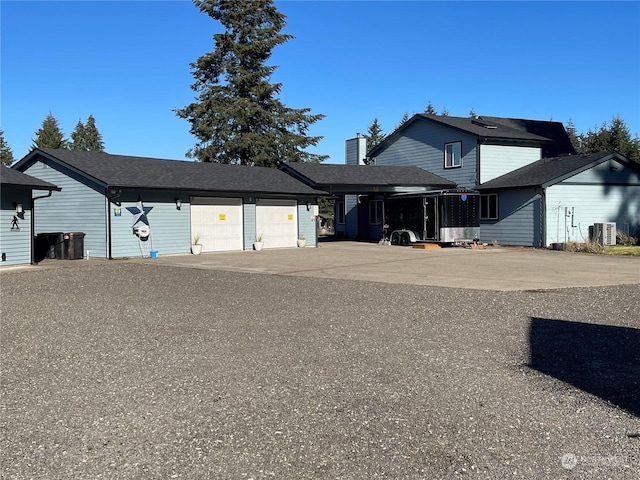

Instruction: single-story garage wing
[1,166,60,266]
[12,149,325,259]
[475,152,640,247]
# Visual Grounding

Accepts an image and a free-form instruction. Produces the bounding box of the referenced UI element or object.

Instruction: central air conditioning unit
[592,222,616,246]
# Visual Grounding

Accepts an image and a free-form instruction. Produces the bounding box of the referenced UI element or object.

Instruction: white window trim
[444,141,462,168]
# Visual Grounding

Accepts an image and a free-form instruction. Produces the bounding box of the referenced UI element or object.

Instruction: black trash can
[65,232,85,260]
[35,233,64,261]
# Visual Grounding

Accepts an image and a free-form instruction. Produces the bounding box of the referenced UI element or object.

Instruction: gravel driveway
[1,261,638,479]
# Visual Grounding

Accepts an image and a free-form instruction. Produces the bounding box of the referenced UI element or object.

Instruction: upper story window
[444,142,462,168]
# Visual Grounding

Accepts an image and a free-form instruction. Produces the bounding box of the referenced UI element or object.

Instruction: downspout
[106,189,122,260]
[30,190,53,265]
[538,187,547,248]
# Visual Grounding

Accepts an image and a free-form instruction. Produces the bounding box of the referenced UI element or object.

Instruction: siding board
[0,188,33,266]
[23,162,107,257]
[479,145,541,183]
[374,120,479,188]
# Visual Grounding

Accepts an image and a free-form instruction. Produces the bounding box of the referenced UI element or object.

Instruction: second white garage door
[191,197,243,252]
[256,199,297,249]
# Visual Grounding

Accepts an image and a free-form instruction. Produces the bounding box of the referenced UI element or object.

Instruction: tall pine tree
[70,119,87,151]
[33,112,68,150]
[176,0,326,166]
[365,118,385,151]
[71,115,105,152]
[0,130,15,165]
[424,101,436,115]
[84,115,105,152]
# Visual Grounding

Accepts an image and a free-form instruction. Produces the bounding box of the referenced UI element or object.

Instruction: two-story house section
[367,114,575,189]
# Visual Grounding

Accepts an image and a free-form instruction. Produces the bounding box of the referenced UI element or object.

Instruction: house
[475,151,640,246]
[344,114,639,246]
[280,162,455,240]
[12,149,323,259]
[1,165,60,266]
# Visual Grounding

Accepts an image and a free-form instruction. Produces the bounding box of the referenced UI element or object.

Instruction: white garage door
[191,197,243,252]
[256,199,297,249]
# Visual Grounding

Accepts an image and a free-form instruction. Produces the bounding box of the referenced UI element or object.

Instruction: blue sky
[2,1,639,164]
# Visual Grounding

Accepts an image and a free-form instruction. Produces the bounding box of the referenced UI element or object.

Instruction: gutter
[106,189,122,260]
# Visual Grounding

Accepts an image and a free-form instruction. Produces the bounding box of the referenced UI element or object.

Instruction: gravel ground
[1,264,638,479]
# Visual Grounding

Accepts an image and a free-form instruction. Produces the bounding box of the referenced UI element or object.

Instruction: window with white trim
[444,142,462,168]
[480,194,498,220]
[369,200,384,225]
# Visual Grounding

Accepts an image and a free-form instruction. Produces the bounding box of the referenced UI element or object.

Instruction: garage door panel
[256,199,297,249]
[191,197,243,252]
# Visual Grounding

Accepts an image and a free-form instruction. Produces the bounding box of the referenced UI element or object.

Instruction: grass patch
[604,245,640,256]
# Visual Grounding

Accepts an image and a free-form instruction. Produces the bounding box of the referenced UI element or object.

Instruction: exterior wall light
[175,198,181,210]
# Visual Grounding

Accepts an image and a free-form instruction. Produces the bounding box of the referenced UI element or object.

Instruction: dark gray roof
[279,162,456,189]
[14,149,321,195]
[1,164,60,190]
[418,115,553,141]
[480,116,576,156]
[476,152,628,190]
[368,114,555,158]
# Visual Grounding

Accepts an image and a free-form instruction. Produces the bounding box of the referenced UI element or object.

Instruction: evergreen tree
[84,115,105,152]
[176,0,326,166]
[468,108,477,119]
[70,119,87,151]
[0,130,15,165]
[424,101,436,115]
[396,112,410,130]
[32,112,68,150]
[565,118,580,153]
[441,107,449,116]
[365,118,385,151]
[577,115,639,163]
[71,115,105,152]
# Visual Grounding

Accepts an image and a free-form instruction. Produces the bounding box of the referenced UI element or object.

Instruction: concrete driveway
[134,241,640,291]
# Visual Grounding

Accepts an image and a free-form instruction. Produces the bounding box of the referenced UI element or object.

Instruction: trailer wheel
[400,232,411,246]
[390,231,400,245]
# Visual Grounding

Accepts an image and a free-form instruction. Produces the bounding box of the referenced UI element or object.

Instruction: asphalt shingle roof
[480,116,576,156]
[18,149,321,195]
[1,164,59,190]
[418,115,553,142]
[368,114,560,158]
[476,152,621,190]
[280,162,456,189]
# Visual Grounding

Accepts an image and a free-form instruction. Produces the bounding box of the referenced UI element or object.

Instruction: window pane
[445,142,461,168]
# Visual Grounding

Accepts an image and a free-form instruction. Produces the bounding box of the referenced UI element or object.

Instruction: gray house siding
[0,187,33,266]
[480,188,542,247]
[374,121,479,189]
[344,194,359,238]
[545,183,639,245]
[479,144,541,183]
[243,201,256,249]
[297,198,318,247]
[110,191,191,258]
[23,161,107,258]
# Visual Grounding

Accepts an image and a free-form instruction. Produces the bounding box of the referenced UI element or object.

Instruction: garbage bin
[65,232,85,260]
[35,233,64,261]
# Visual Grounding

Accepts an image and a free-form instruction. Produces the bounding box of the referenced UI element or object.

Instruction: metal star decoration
[126,199,153,227]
